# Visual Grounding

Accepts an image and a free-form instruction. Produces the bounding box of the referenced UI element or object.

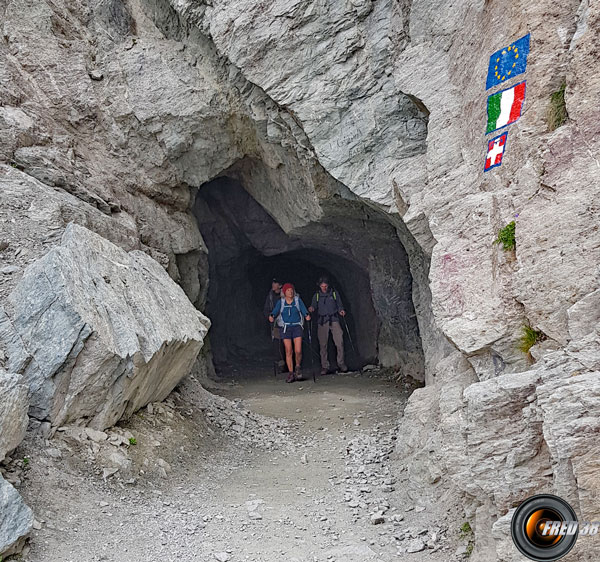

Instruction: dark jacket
[310,288,344,325]
[263,290,281,319]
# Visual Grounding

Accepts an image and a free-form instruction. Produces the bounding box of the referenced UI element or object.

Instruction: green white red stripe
[486,81,526,133]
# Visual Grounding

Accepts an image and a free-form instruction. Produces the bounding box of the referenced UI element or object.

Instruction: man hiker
[309,276,348,375]
[264,278,286,373]
[269,283,311,383]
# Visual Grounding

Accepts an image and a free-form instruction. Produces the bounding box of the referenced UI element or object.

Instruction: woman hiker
[269,283,311,383]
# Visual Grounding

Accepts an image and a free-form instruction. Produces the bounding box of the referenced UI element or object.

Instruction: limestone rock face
[175,0,600,376]
[0,475,34,557]
[0,371,29,463]
[0,0,599,559]
[175,1,599,557]
[2,223,210,429]
[0,165,140,303]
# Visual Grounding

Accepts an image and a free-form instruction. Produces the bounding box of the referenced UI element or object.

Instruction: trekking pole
[341,315,357,355]
[307,319,316,383]
[271,324,277,377]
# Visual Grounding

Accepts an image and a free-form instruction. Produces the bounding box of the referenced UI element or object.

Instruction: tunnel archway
[247,249,377,370]
[192,174,424,378]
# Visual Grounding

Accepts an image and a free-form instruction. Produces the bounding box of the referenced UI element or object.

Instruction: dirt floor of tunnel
[15,366,461,562]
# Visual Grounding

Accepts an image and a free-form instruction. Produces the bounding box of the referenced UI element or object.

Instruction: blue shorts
[281,325,303,340]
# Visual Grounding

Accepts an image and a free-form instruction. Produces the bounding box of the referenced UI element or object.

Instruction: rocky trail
[6,366,464,562]
[1,0,599,560]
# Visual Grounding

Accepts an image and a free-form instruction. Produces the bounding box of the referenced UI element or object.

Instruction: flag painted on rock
[486,34,530,90]
[484,132,508,172]
[486,81,526,133]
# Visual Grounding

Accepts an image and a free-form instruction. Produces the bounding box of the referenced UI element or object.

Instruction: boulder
[0,475,33,557]
[0,370,29,462]
[2,223,210,429]
[461,370,552,510]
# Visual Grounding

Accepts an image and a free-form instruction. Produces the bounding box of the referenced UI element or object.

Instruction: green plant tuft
[519,325,546,353]
[128,437,137,446]
[495,221,516,251]
[459,522,472,537]
[459,522,475,557]
[22,457,29,467]
[547,82,568,131]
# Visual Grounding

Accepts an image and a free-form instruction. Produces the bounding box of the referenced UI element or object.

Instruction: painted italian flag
[486,81,526,133]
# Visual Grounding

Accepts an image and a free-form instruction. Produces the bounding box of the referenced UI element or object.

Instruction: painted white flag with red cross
[484,132,508,172]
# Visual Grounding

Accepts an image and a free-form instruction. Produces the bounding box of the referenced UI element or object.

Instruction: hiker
[263,278,286,373]
[269,283,311,383]
[309,276,348,375]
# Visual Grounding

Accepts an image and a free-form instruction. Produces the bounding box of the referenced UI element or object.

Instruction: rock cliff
[0,0,599,559]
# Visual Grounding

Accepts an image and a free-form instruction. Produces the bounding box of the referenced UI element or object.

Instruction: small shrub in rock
[547,82,568,131]
[459,521,475,558]
[128,437,137,446]
[495,221,516,251]
[518,325,546,353]
[459,522,472,538]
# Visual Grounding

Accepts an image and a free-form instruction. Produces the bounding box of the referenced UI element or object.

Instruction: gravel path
[10,366,464,562]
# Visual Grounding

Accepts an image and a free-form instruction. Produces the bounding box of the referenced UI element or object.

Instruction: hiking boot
[286,372,295,383]
[339,365,348,373]
[294,365,304,381]
[320,368,328,376]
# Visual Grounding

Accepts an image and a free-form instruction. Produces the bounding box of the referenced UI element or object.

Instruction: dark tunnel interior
[192,176,380,372]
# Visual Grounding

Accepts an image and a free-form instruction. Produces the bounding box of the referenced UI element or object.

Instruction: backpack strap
[294,296,304,328]
[316,289,337,302]
[315,289,340,326]
[277,295,304,332]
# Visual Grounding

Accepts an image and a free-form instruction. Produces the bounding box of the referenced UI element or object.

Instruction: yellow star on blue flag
[486,34,530,90]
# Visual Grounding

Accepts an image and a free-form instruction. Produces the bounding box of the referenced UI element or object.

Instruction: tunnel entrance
[247,250,375,371]
[192,173,424,379]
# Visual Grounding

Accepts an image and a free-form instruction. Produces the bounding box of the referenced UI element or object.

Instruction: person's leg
[294,336,303,367]
[278,338,286,370]
[331,321,347,371]
[283,338,294,374]
[272,331,286,371]
[318,323,329,373]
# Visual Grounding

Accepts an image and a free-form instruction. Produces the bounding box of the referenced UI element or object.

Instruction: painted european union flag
[486,34,530,90]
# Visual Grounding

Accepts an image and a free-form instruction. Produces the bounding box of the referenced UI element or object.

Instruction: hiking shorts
[281,325,303,340]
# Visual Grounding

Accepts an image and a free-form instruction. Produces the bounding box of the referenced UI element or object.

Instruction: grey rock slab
[0,370,29,462]
[0,266,19,274]
[4,223,210,429]
[0,475,34,557]
[567,288,600,341]
[84,428,108,442]
[406,539,426,553]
